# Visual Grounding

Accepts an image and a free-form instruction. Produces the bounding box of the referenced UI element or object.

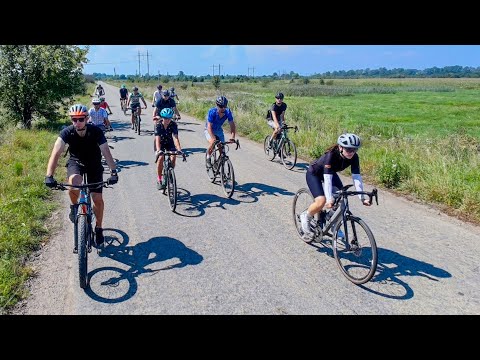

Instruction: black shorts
[66,159,104,194]
[159,143,177,152]
[306,166,343,198]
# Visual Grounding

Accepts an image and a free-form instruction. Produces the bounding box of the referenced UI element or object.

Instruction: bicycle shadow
[178,128,195,132]
[309,240,451,299]
[290,162,310,173]
[232,182,295,203]
[109,122,133,132]
[107,135,136,143]
[359,247,451,299]
[85,228,203,303]
[174,188,241,217]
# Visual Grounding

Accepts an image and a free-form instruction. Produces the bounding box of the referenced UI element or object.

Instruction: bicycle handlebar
[54,180,111,191]
[334,185,379,205]
[214,139,240,150]
[155,150,187,163]
[281,124,298,133]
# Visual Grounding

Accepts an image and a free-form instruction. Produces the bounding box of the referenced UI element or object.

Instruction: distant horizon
[84,45,480,77]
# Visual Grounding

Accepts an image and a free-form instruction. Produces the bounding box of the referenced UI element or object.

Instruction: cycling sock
[158,175,162,182]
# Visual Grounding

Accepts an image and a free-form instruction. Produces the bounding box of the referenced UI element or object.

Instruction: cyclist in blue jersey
[205,96,236,167]
[300,133,371,238]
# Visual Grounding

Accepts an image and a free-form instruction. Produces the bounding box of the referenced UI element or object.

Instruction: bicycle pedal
[73,248,78,254]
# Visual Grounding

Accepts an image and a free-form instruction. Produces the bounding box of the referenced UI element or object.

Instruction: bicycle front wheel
[167,167,177,212]
[333,216,378,285]
[264,135,276,161]
[292,188,318,243]
[137,116,141,135]
[77,215,89,289]
[221,158,235,198]
[281,139,297,170]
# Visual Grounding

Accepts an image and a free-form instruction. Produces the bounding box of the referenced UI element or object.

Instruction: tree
[212,75,221,90]
[0,45,88,129]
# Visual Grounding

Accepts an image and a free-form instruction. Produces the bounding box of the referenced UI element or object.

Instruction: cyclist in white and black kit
[127,86,148,129]
[153,89,180,124]
[88,98,111,132]
[300,133,371,237]
[267,92,287,148]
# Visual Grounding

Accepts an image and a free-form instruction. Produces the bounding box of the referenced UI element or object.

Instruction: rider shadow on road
[309,240,451,300]
[116,160,149,172]
[86,228,203,303]
[181,147,207,155]
[290,162,309,173]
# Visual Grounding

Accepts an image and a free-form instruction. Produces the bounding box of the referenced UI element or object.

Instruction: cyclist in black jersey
[44,104,118,246]
[300,133,371,237]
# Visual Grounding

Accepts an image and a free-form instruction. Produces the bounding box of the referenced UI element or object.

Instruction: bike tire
[137,116,141,135]
[77,215,89,289]
[264,135,276,161]
[221,158,235,198]
[281,139,297,170]
[167,167,177,212]
[292,188,318,243]
[333,216,378,285]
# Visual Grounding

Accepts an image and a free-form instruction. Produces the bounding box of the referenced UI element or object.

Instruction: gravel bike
[264,123,298,170]
[292,184,379,284]
[205,138,240,198]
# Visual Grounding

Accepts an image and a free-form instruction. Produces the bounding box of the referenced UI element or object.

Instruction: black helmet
[132,86,138,91]
[157,84,163,90]
[215,96,228,107]
[275,92,284,100]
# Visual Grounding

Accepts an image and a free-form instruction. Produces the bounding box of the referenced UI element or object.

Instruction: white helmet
[337,133,361,149]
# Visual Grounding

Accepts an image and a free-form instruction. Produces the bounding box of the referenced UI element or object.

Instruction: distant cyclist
[152,84,163,107]
[153,89,180,123]
[119,84,129,109]
[95,83,105,97]
[205,96,236,168]
[300,133,371,238]
[99,97,113,115]
[127,86,148,130]
[169,87,179,102]
[88,98,111,132]
[44,104,118,246]
[266,92,287,149]
[154,108,183,190]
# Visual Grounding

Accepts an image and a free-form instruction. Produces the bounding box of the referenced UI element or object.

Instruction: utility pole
[248,66,255,77]
[212,64,216,77]
[145,50,152,76]
[138,51,141,77]
[114,67,116,76]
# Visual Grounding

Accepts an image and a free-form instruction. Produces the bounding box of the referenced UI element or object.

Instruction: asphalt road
[13,82,480,314]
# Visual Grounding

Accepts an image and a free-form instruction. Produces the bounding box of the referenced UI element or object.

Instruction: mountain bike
[155,150,187,211]
[292,184,379,285]
[205,138,240,198]
[53,174,114,289]
[264,123,298,170]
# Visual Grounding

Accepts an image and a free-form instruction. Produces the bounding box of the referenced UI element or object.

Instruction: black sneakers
[94,227,104,246]
[69,204,76,223]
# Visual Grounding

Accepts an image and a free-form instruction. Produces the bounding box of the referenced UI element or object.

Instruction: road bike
[53,173,114,289]
[132,106,142,135]
[205,138,240,198]
[155,150,187,211]
[264,123,298,170]
[292,184,379,285]
[121,98,128,115]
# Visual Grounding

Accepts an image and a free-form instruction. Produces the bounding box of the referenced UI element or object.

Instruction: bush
[377,156,410,188]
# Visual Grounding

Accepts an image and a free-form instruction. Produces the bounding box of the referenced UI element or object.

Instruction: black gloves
[45,176,57,188]
[107,170,118,185]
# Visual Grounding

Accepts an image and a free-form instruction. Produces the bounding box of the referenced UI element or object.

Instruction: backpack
[265,109,272,120]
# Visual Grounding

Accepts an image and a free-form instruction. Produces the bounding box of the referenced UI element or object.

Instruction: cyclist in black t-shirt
[300,133,371,237]
[267,92,287,148]
[44,104,118,246]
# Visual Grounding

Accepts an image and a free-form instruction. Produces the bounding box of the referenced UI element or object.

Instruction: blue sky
[84,45,480,77]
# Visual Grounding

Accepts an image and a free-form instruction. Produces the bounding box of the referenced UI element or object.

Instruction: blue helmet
[160,107,175,119]
[215,96,228,107]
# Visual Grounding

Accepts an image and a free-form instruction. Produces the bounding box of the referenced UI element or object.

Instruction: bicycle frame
[206,139,240,198]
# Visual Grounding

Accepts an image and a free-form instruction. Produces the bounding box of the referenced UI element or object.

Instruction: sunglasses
[217,105,225,109]
[342,147,357,153]
[275,97,283,100]
[71,117,86,123]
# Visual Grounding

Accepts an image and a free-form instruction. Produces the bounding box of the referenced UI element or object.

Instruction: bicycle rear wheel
[167,167,177,212]
[292,188,318,243]
[77,215,89,289]
[264,135,276,161]
[281,139,297,170]
[221,158,235,198]
[333,216,378,285]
